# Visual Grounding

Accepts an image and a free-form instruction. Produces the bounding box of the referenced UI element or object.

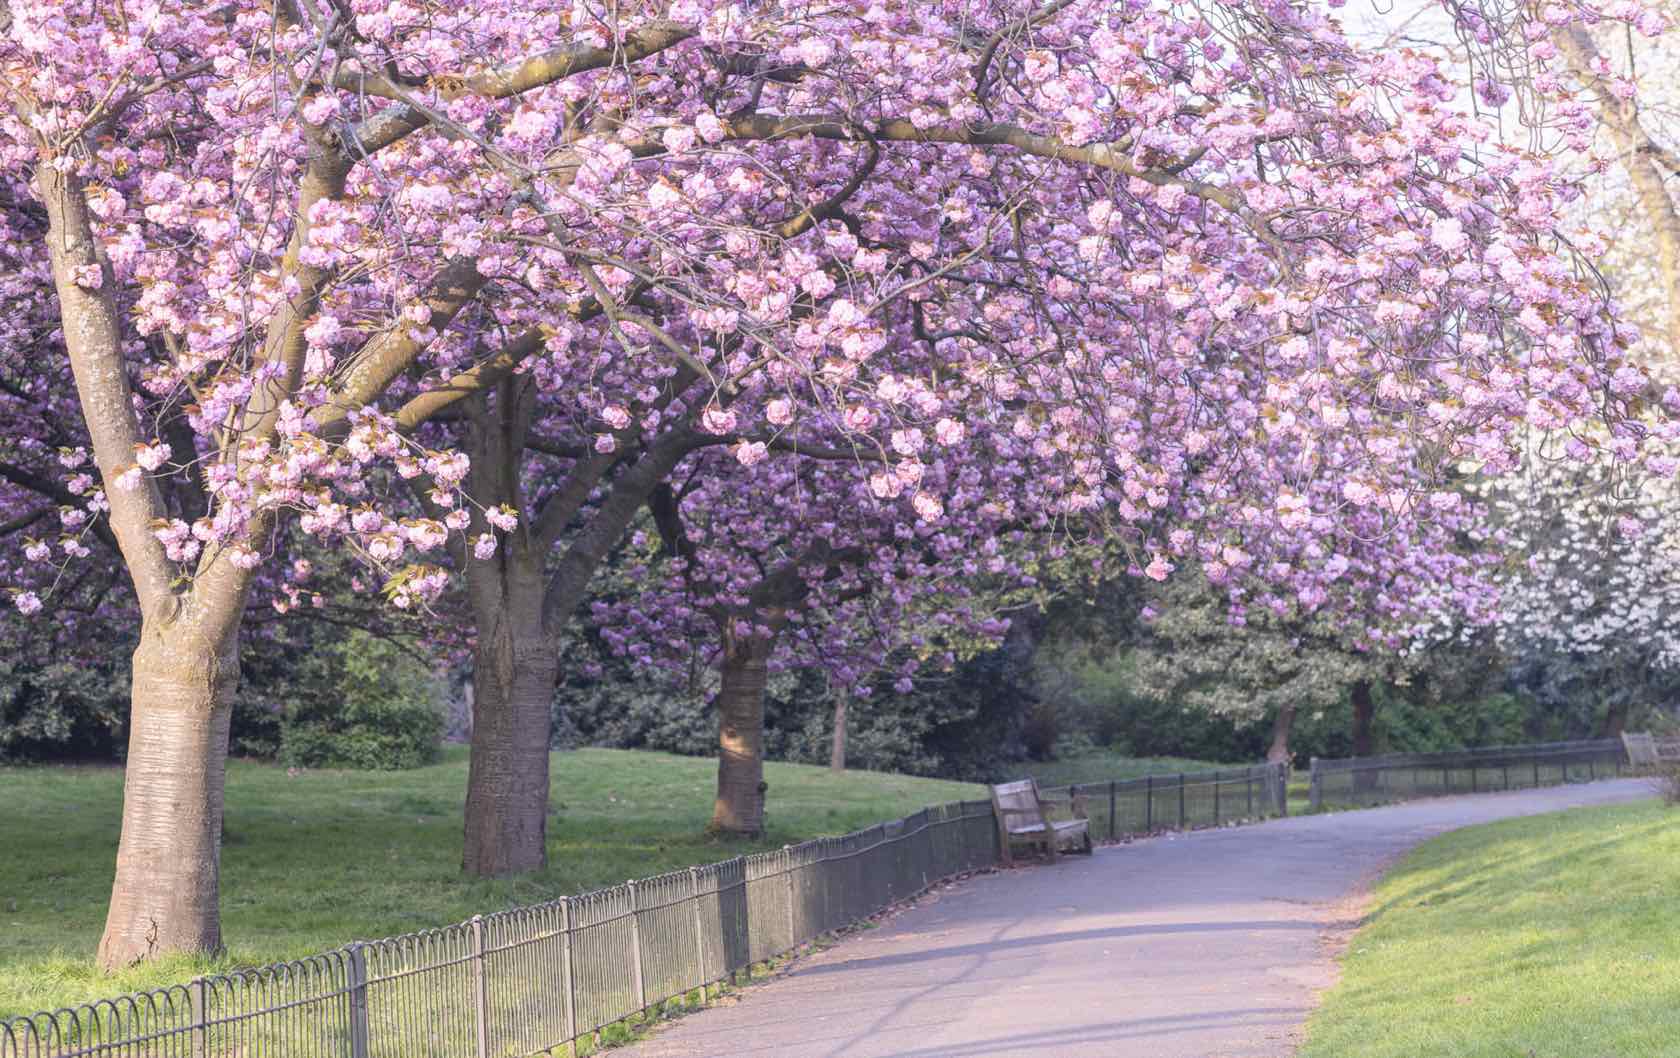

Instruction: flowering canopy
[592,437,1052,699]
[2,0,1669,629]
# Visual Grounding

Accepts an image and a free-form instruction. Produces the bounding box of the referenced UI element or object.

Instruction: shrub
[0,610,134,762]
[268,630,445,771]
[0,654,130,762]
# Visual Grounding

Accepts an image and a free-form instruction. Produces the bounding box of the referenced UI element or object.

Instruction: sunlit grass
[0,746,982,1015]
[1300,797,1679,1058]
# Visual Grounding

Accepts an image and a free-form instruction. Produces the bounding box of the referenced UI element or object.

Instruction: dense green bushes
[2,603,445,769]
[249,630,445,771]
[557,619,1042,781]
[0,646,132,762]
[0,591,135,762]
[1032,631,1547,767]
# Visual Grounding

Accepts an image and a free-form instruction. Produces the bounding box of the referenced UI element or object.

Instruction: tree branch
[32,165,177,609]
[346,21,697,154]
[0,505,50,538]
[312,257,489,439]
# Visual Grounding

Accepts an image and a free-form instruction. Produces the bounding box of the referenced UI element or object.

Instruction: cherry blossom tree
[1415,0,1680,730]
[1125,455,1500,764]
[2,0,1669,968]
[591,442,1048,836]
[1469,437,1680,733]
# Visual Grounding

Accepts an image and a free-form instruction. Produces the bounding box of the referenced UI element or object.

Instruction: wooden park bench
[990,778,1093,864]
[1621,731,1680,770]
[1623,731,1660,769]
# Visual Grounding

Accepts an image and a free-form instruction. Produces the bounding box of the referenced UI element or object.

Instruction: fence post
[560,897,578,1058]
[188,976,208,1058]
[1533,755,1540,788]
[1177,773,1186,828]
[783,846,797,948]
[1276,763,1289,816]
[346,943,371,1058]
[470,916,490,1058]
[1246,769,1254,817]
[688,868,708,997]
[1470,764,1478,794]
[1107,781,1117,840]
[1213,771,1221,824]
[627,881,648,1014]
[1308,758,1321,812]
[1145,775,1153,831]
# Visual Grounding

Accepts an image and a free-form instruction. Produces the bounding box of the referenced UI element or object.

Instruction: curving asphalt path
[619,778,1655,1058]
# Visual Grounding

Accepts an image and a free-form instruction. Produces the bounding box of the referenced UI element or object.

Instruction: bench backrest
[990,779,1051,836]
[1623,731,1661,767]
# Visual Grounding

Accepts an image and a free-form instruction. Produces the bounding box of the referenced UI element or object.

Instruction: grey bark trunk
[1266,703,1296,766]
[462,553,557,877]
[97,623,238,969]
[830,692,847,773]
[1350,680,1379,793]
[1598,698,1630,739]
[1351,680,1377,757]
[711,632,774,837]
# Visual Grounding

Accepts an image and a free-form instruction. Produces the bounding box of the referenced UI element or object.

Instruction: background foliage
[4,561,1674,774]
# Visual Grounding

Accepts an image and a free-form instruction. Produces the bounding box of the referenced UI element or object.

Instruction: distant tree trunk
[462,547,557,877]
[1267,703,1296,766]
[97,618,239,969]
[830,691,847,772]
[1007,611,1054,760]
[1598,698,1630,739]
[452,677,475,742]
[712,627,776,837]
[1351,680,1377,757]
[1350,680,1379,793]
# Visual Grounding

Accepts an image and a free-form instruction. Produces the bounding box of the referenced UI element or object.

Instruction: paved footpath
[621,779,1654,1058]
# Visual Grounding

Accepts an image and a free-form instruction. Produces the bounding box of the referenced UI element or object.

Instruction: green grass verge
[1300,798,1680,1058]
[1027,749,1235,789]
[0,746,982,1017]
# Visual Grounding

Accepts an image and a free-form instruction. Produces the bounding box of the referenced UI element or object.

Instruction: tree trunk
[1598,698,1630,739]
[830,692,847,772]
[462,560,557,877]
[1351,680,1377,757]
[1266,703,1296,766]
[97,622,238,970]
[1350,680,1379,793]
[712,630,775,837]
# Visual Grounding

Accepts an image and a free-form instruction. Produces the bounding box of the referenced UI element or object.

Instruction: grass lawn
[1300,798,1680,1058]
[1026,748,1235,788]
[0,746,982,1017]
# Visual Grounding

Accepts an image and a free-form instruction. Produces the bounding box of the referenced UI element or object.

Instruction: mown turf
[1299,798,1680,1058]
[0,747,983,1017]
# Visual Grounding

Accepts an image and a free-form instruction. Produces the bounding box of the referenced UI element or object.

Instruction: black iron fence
[1042,763,1289,841]
[0,763,1286,1058]
[1307,738,1629,810]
